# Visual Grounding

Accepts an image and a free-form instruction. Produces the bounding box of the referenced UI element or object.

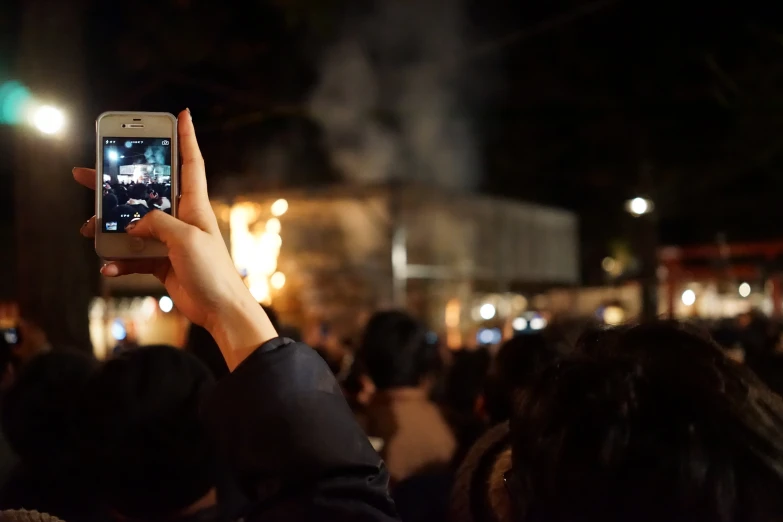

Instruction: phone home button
[130,237,145,252]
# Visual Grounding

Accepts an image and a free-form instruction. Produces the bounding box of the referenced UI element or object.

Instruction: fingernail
[186,108,192,120]
[100,263,110,275]
[125,222,136,232]
[71,167,76,173]
[80,219,89,231]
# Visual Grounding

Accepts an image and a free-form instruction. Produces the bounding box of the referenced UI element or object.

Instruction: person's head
[359,310,440,391]
[1,350,97,471]
[444,348,491,418]
[82,345,217,519]
[104,193,118,211]
[185,305,280,380]
[483,333,559,424]
[465,321,783,522]
[128,183,148,200]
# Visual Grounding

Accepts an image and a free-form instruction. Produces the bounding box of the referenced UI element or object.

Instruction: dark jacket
[203,337,399,521]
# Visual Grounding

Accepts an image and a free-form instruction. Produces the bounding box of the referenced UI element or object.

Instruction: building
[212,182,579,345]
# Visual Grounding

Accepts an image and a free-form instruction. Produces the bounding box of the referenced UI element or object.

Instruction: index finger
[73,167,96,191]
[177,108,208,200]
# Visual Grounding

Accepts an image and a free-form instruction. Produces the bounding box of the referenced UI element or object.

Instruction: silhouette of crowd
[4,110,783,522]
[102,182,172,231]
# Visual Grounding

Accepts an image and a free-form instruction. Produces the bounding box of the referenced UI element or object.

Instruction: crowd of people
[102,182,172,231]
[3,109,783,522]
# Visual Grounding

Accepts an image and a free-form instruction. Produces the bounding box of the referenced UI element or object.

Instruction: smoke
[309,0,479,190]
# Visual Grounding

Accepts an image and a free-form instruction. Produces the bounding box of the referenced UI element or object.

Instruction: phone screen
[102,137,173,233]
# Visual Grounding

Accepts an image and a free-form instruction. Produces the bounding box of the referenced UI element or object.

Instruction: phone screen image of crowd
[102,137,173,232]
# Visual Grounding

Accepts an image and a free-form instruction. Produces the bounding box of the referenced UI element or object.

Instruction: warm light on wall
[271,199,289,217]
[270,271,286,290]
[445,298,462,349]
[229,201,284,305]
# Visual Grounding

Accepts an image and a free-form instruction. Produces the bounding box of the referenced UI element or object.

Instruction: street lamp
[624,195,658,320]
[31,105,65,135]
[625,197,655,217]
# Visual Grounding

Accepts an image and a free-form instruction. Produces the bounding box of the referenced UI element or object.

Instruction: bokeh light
[0,81,32,124]
[158,296,174,313]
[32,105,65,134]
[271,199,289,217]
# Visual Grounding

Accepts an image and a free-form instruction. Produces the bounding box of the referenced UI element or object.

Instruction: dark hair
[359,310,440,390]
[128,183,148,200]
[483,333,558,424]
[185,305,280,380]
[81,345,217,518]
[1,350,97,469]
[506,321,783,522]
[103,193,118,211]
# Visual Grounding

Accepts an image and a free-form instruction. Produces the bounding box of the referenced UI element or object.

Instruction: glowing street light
[739,282,751,298]
[32,105,64,135]
[479,303,496,320]
[107,149,119,162]
[625,197,655,217]
[681,289,696,306]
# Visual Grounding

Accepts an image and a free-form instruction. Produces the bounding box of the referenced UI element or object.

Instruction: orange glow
[445,298,462,349]
[229,202,284,305]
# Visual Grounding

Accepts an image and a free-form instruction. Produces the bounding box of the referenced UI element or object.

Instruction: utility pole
[14,0,94,350]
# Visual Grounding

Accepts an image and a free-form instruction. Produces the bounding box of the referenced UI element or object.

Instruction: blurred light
[266,218,281,234]
[739,282,751,298]
[602,256,617,273]
[511,294,528,311]
[479,303,496,320]
[0,81,31,124]
[445,299,461,328]
[141,297,157,320]
[512,317,528,331]
[271,199,289,217]
[681,289,696,306]
[158,296,173,313]
[103,174,111,182]
[248,281,269,303]
[478,329,494,345]
[530,316,547,330]
[270,271,286,290]
[32,105,64,134]
[230,202,283,306]
[111,320,127,341]
[603,305,625,325]
[107,149,119,162]
[626,197,654,217]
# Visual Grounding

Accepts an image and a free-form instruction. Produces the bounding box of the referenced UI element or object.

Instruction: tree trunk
[14,0,95,350]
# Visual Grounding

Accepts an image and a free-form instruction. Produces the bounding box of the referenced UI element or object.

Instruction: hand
[74,109,277,369]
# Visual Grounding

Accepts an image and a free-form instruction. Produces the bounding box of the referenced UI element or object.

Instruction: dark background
[0,0,782,344]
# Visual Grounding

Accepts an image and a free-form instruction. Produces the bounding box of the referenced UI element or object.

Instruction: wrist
[206,290,278,371]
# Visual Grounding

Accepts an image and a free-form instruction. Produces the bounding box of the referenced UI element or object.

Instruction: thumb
[126,210,192,247]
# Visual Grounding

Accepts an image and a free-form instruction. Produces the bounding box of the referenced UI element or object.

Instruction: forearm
[206,289,278,371]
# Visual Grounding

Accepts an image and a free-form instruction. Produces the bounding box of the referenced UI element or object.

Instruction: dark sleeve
[203,337,399,522]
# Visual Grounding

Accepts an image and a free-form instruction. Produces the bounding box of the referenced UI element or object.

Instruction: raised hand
[74,109,276,369]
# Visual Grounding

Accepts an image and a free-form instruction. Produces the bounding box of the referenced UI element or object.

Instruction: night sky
[2,0,782,284]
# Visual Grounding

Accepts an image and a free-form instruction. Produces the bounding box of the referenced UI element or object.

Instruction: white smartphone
[95,111,178,259]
